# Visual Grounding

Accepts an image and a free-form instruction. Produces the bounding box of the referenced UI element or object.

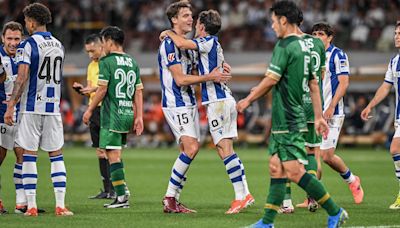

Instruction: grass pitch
[0,146,399,227]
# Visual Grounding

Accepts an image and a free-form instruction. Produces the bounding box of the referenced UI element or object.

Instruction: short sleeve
[334,51,350,76]
[98,59,110,86]
[193,37,214,53]
[161,39,181,67]
[266,42,287,80]
[384,58,394,84]
[135,66,143,90]
[15,40,31,66]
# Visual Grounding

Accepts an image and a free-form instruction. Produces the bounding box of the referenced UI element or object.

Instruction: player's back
[193,35,233,104]
[158,37,196,108]
[99,53,141,133]
[268,35,311,133]
[16,32,64,115]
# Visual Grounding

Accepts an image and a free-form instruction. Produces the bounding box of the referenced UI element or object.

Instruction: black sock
[99,158,112,192]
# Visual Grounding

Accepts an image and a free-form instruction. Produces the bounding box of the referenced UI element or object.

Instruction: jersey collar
[326,44,334,52]
[33,31,52,37]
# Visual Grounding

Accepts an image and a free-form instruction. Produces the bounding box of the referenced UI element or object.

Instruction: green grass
[0,146,399,227]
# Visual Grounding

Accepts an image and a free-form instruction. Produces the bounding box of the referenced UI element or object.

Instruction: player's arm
[309,78,329,137]
[169,64,230,86]
[237,72,278,113]
[9,63,29,107]
[361,81,392,121]
[164,30,197,50]
[82,82,107,125]
[133,87,144,136]
[0,58,5,83]
[323,74,349,119]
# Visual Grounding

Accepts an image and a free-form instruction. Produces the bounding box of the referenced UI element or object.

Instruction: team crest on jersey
[168,53,175,62]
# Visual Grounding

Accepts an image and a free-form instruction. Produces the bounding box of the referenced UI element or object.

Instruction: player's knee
[185,144,199,159]
[269,158,282,177]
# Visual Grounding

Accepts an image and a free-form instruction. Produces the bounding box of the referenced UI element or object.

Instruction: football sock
[110,162,126,197]
[392,153,400,195]
[237,154,250,195]
[99,158,112,193]
[223,153,245,200]
[22,154,38,209]
[165,152,192,198]
[340,168,356,184]
[14,163,27,205]
[50,154,67,208]
[297,173,340,216]
[283,179,292,207]
[305,154,318,177]
[175,175,186,200]
[262,178,286,224]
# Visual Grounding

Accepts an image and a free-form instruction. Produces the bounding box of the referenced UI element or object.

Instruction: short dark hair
[23,3,52,26]
[166,1,192,27]
[311,22,335,37]
[85,33,101,45]
[396,21,400,29]
[270,1,301,25]
[198,10,221,35]
[296,10,304,26]
[2,21,23,36]
[100,26,124,46]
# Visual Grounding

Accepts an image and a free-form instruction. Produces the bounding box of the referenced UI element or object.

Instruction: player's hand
[209,67,231,83]
[222,62,232,74]
[80,86,96,95]
[237,98,250,113]
[133,117,144,136]
[314,117,329,140]
[3,101,14,126]
[82,109,93,125]
[159,30,169,41]
[360,106,371,121]
[323,106,334,120]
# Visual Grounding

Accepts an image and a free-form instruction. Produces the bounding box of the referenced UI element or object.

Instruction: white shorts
[16,113,64,152]
[206,99,238,144]
[0,123,18,150]
[162,106,200,144]
[394,121,400,138]
[320,115,345,150]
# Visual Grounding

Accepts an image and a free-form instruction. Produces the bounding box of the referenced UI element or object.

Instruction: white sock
[393,154,400,195]
[283,199,293,207]
[165,152,192,197]
[14,163,27,205]
[340,168,356,184]
[50,154,67,208]
[22,154,38,209]
[223,153,245,200]
[237,155,250,196]
[175,175,187,201]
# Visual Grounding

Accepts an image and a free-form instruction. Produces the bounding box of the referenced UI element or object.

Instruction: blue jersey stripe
[158,52,167,108]
[26,38,39,112]
[209,39,226,99]
[397,59,400,119]
[172,80,185,107]
[329,49,340,115]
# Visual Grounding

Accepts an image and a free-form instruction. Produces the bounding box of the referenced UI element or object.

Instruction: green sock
[110,162,126,196]
[262,178,287,224]
[305,154,318,177]
[284,179,291,200]
[297,173,340,216]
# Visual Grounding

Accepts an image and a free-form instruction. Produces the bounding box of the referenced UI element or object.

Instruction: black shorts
[89,106,101,148]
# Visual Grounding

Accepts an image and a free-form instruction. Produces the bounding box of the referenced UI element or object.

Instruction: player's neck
[32,25,47,34]
[171,28,186,37]
[110,46,124,54]
[282,24,298,38]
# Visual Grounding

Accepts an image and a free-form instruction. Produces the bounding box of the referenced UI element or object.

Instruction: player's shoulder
[278,35,301,48]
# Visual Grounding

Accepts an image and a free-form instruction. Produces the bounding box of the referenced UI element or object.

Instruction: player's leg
[13,146,27,213]
[0,146,6,214]
[320,116,363,204]
[389,130,400,209]
[41,115,72,216]
[162,107,199,213]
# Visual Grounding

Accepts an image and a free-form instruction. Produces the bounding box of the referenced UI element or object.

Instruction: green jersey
[302,34,326,122]
[98,53,143,133]
[267,35,313,134]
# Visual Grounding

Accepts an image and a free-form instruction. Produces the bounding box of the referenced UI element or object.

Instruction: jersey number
[177,113,189,125]
[115,69,136,99]
[38,56,62,84]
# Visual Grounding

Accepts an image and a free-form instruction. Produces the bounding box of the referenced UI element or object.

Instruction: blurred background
[2,0,399,148]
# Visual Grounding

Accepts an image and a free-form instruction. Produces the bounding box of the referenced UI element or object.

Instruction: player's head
[395,21,400,48]
[195,10,221,37]
[1,21,23,56]
[23,3,52,35]
[100,26,124,54]
[269,1,302,38]
[85,34,103,62]
[166,1,193,34]
[311,22,334,48]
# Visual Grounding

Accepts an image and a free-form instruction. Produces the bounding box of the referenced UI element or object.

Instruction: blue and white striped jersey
[0,46,20,122]
[15,32,64,115]
[193,35,233,104]
[383,54,400,121]
[322,44,350,116]
[158,37,196,108]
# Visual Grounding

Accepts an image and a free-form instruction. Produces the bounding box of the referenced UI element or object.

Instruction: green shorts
[99,128,127,150]
[268,132,308,164]
[304,123,322,147]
